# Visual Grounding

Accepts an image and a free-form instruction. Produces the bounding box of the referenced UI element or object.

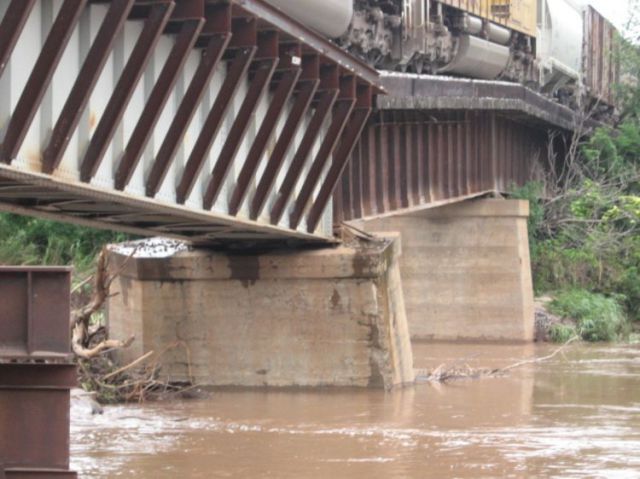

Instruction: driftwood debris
[70,247,134,360]
[71,246,196,403]
[416,336,579,383]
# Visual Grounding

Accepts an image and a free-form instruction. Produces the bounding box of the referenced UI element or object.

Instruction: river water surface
[71,343,640,478]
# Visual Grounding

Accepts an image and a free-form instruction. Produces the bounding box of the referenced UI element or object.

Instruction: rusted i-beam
[307,85,372,232]
[0,0,37,79]
[175,46,257,203]
[269,73,339,225]
[202,30,280,210]
[1,0,87,164]
[80,1,174,182]
[145,29,231,197]
[43,0,135,174]
[201,56,277,210]
[115,17,204,190]
[288,76,356,229]
[228,65,300,215]
[250,55,320,220]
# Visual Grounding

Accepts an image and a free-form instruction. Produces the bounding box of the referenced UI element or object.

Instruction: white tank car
[537,0,584,91]
[265,0,354,38]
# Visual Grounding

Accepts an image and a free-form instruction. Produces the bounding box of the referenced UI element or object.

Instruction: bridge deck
[0,0,379,243]
[334,73,583,223]
[0,2,583,242]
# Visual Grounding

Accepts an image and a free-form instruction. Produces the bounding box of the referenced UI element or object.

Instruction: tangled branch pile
[72,247,195,404]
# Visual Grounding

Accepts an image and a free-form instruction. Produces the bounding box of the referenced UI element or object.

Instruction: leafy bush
[0,213,129,274]
[549,323,578,343]
[513,112,640,326]
[549,290,628,342]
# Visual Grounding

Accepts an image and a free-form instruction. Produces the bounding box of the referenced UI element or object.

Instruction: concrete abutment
[107,235,415,389]
[107,198,534,390]
[352,199,535,342]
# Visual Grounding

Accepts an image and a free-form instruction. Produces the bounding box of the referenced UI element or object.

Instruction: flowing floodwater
[71,343,640,478]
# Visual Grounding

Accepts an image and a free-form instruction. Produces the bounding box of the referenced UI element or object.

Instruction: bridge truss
[0,0,379,244]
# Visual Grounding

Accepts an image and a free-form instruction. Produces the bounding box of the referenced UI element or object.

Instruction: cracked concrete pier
[107,236,415,389]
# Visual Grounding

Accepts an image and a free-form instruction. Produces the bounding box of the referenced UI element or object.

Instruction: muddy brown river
[71,343,640,478]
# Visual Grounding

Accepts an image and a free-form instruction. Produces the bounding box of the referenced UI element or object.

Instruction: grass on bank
[548,290,630,342]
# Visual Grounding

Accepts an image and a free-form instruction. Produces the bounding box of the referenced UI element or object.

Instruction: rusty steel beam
[0,268,76,477]
[1,0,87,164]
[307,86,372,232]
[376,124,388,212]
[175,45,257,204]
[386,122,398,211]
[396,115,406,208]
[0,364,76,477]
[115,17,204,190]
[0,0,37,79]
[288,76,356,229]
[42,0,135,174]
[171,0,205,20]
[228,66,300,215]
[250,58,319,220]
[0,353,74,387]
[269,86,338,225]
[202,30,280,209]
[145,31,231,197]
[360,124,374,216]
[0,267,72,359]
[464,112,472,194]
[403,123,414,207]
[80,1,175,182]
[201,57,278,210]
[335,109,549,223]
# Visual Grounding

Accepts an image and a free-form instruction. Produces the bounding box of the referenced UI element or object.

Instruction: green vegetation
[549,323,578,343]
[0,213,129,275]
[549,291,628,342]
[513,26,640,342]
[513,118,639,341]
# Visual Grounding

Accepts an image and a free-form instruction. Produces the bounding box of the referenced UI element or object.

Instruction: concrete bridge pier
[107,236,415,389]
[352,199,535,342]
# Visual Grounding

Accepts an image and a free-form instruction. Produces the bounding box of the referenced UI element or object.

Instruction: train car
[266,0,619,108]
[583,4,619,107]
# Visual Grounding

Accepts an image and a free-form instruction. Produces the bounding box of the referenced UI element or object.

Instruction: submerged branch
[416,337,579,383]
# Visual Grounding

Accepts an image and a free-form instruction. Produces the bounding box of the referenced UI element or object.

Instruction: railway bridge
[0,0,590,393]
